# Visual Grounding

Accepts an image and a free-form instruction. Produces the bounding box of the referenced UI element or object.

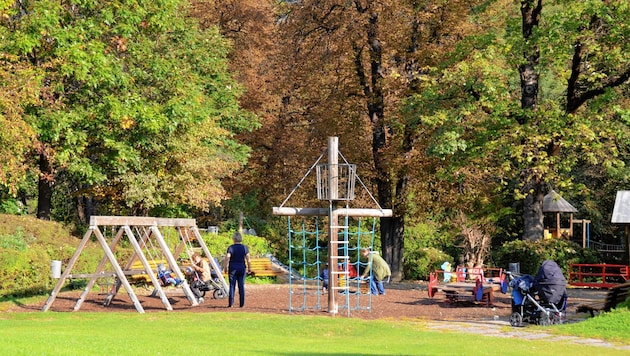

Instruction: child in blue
[157,263,183,286]
[321,264,329,291]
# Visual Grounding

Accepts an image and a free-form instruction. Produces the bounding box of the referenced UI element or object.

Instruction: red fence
[568,263,630,288]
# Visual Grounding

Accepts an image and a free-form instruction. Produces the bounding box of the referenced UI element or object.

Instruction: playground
[32,138,623,320]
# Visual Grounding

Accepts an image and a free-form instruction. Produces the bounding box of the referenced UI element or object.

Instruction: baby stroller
[186,266,227,301]
[509,260,568,327]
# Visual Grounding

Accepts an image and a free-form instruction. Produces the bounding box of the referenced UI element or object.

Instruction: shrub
[403,247,453,281]
[199,231,272,260]
[403,221,457,280]
[0,199,26,215]
[492,238,601,275]
[0,214,104,298]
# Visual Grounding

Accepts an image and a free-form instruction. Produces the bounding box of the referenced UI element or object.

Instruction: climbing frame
[273,137,393,316]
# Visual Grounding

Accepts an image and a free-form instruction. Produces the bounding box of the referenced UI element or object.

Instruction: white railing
[591,241,625,252]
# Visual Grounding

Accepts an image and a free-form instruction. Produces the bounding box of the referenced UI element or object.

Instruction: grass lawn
[1,310,629,355]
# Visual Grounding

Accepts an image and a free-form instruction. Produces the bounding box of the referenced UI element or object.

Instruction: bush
[199,231,273,260]
[0,214,105,298]
[0,199,26,215]
[492,238,601,275]
[403,221,457,280]
[403,247,453,281]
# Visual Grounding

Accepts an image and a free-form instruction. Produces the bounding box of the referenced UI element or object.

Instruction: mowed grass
[1,310,629,356]
[552,307,630,344]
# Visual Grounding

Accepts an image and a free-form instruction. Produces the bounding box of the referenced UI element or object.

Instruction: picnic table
[427,268,507,307]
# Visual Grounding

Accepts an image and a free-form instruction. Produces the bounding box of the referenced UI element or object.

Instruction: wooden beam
[89,216,196,227]
[273,207,392,217]
[150,226,198,306]
[75,226,126,311]
[124,225,173,310]
[192,227,229,293]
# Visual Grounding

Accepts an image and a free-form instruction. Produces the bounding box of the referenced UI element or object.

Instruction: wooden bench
[576,282,630,316]
[128,259,168,284]
[247,257,282,277]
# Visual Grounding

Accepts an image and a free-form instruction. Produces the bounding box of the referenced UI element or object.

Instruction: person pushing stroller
[188,252,212,303]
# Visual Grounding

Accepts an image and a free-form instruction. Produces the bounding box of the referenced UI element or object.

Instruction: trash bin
[509,262,520,274]
[51,260,62,279]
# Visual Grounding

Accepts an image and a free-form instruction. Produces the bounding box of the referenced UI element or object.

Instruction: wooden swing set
[41,216,227,313]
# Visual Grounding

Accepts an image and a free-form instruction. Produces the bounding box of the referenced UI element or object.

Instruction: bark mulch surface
[15,281,605,322]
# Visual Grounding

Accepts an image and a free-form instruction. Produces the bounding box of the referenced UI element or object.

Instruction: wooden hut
[543,190,578,239]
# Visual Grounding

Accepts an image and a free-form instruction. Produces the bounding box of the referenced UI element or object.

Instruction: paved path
[425,319,630,351]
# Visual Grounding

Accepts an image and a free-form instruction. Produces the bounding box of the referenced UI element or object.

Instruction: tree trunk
[519,0,544,240]
[381,215,405,280]
[521,178,545,241]
[36,152,53,220]
[359,5,404,280]
[77,193,95,224]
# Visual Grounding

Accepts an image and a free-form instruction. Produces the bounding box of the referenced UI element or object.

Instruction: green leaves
[1,0,258,215]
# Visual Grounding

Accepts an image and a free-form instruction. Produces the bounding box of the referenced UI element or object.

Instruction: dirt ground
[17,281,607,322]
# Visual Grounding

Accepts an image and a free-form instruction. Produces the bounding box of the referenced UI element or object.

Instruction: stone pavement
[424,319,630,351]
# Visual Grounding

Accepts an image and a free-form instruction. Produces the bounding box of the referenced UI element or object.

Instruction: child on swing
[157,263,183,286]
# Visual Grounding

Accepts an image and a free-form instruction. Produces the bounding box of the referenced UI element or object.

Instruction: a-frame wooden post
[42,227,103,312]
[124,225,175,309]
[92,226,146,312]
[149,225,198,305]
[42,225,146,313]
[74,226,126,311]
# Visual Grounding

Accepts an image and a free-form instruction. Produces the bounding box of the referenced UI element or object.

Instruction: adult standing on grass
[223,232,252,308]
[360,248,391,295]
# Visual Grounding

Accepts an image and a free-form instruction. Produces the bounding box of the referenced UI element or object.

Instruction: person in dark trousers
[223,232,252,307]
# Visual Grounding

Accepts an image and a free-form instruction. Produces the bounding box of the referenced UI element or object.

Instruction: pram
[508,260,568,327]
[186,266,227,301]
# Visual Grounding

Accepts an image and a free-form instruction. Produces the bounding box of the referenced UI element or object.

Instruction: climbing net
[287,216,377,315]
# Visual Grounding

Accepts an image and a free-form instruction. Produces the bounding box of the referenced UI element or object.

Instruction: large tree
[1,0,256,220]
[517,0,630,240]
[403,0,630,245]
[0,54,36,197]
[226,0,484,279]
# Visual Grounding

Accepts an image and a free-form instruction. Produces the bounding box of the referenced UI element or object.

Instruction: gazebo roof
[612,190,630,223]
[543,190,578,213]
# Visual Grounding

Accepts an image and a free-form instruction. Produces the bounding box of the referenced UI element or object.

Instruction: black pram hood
[534,260,567,305]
